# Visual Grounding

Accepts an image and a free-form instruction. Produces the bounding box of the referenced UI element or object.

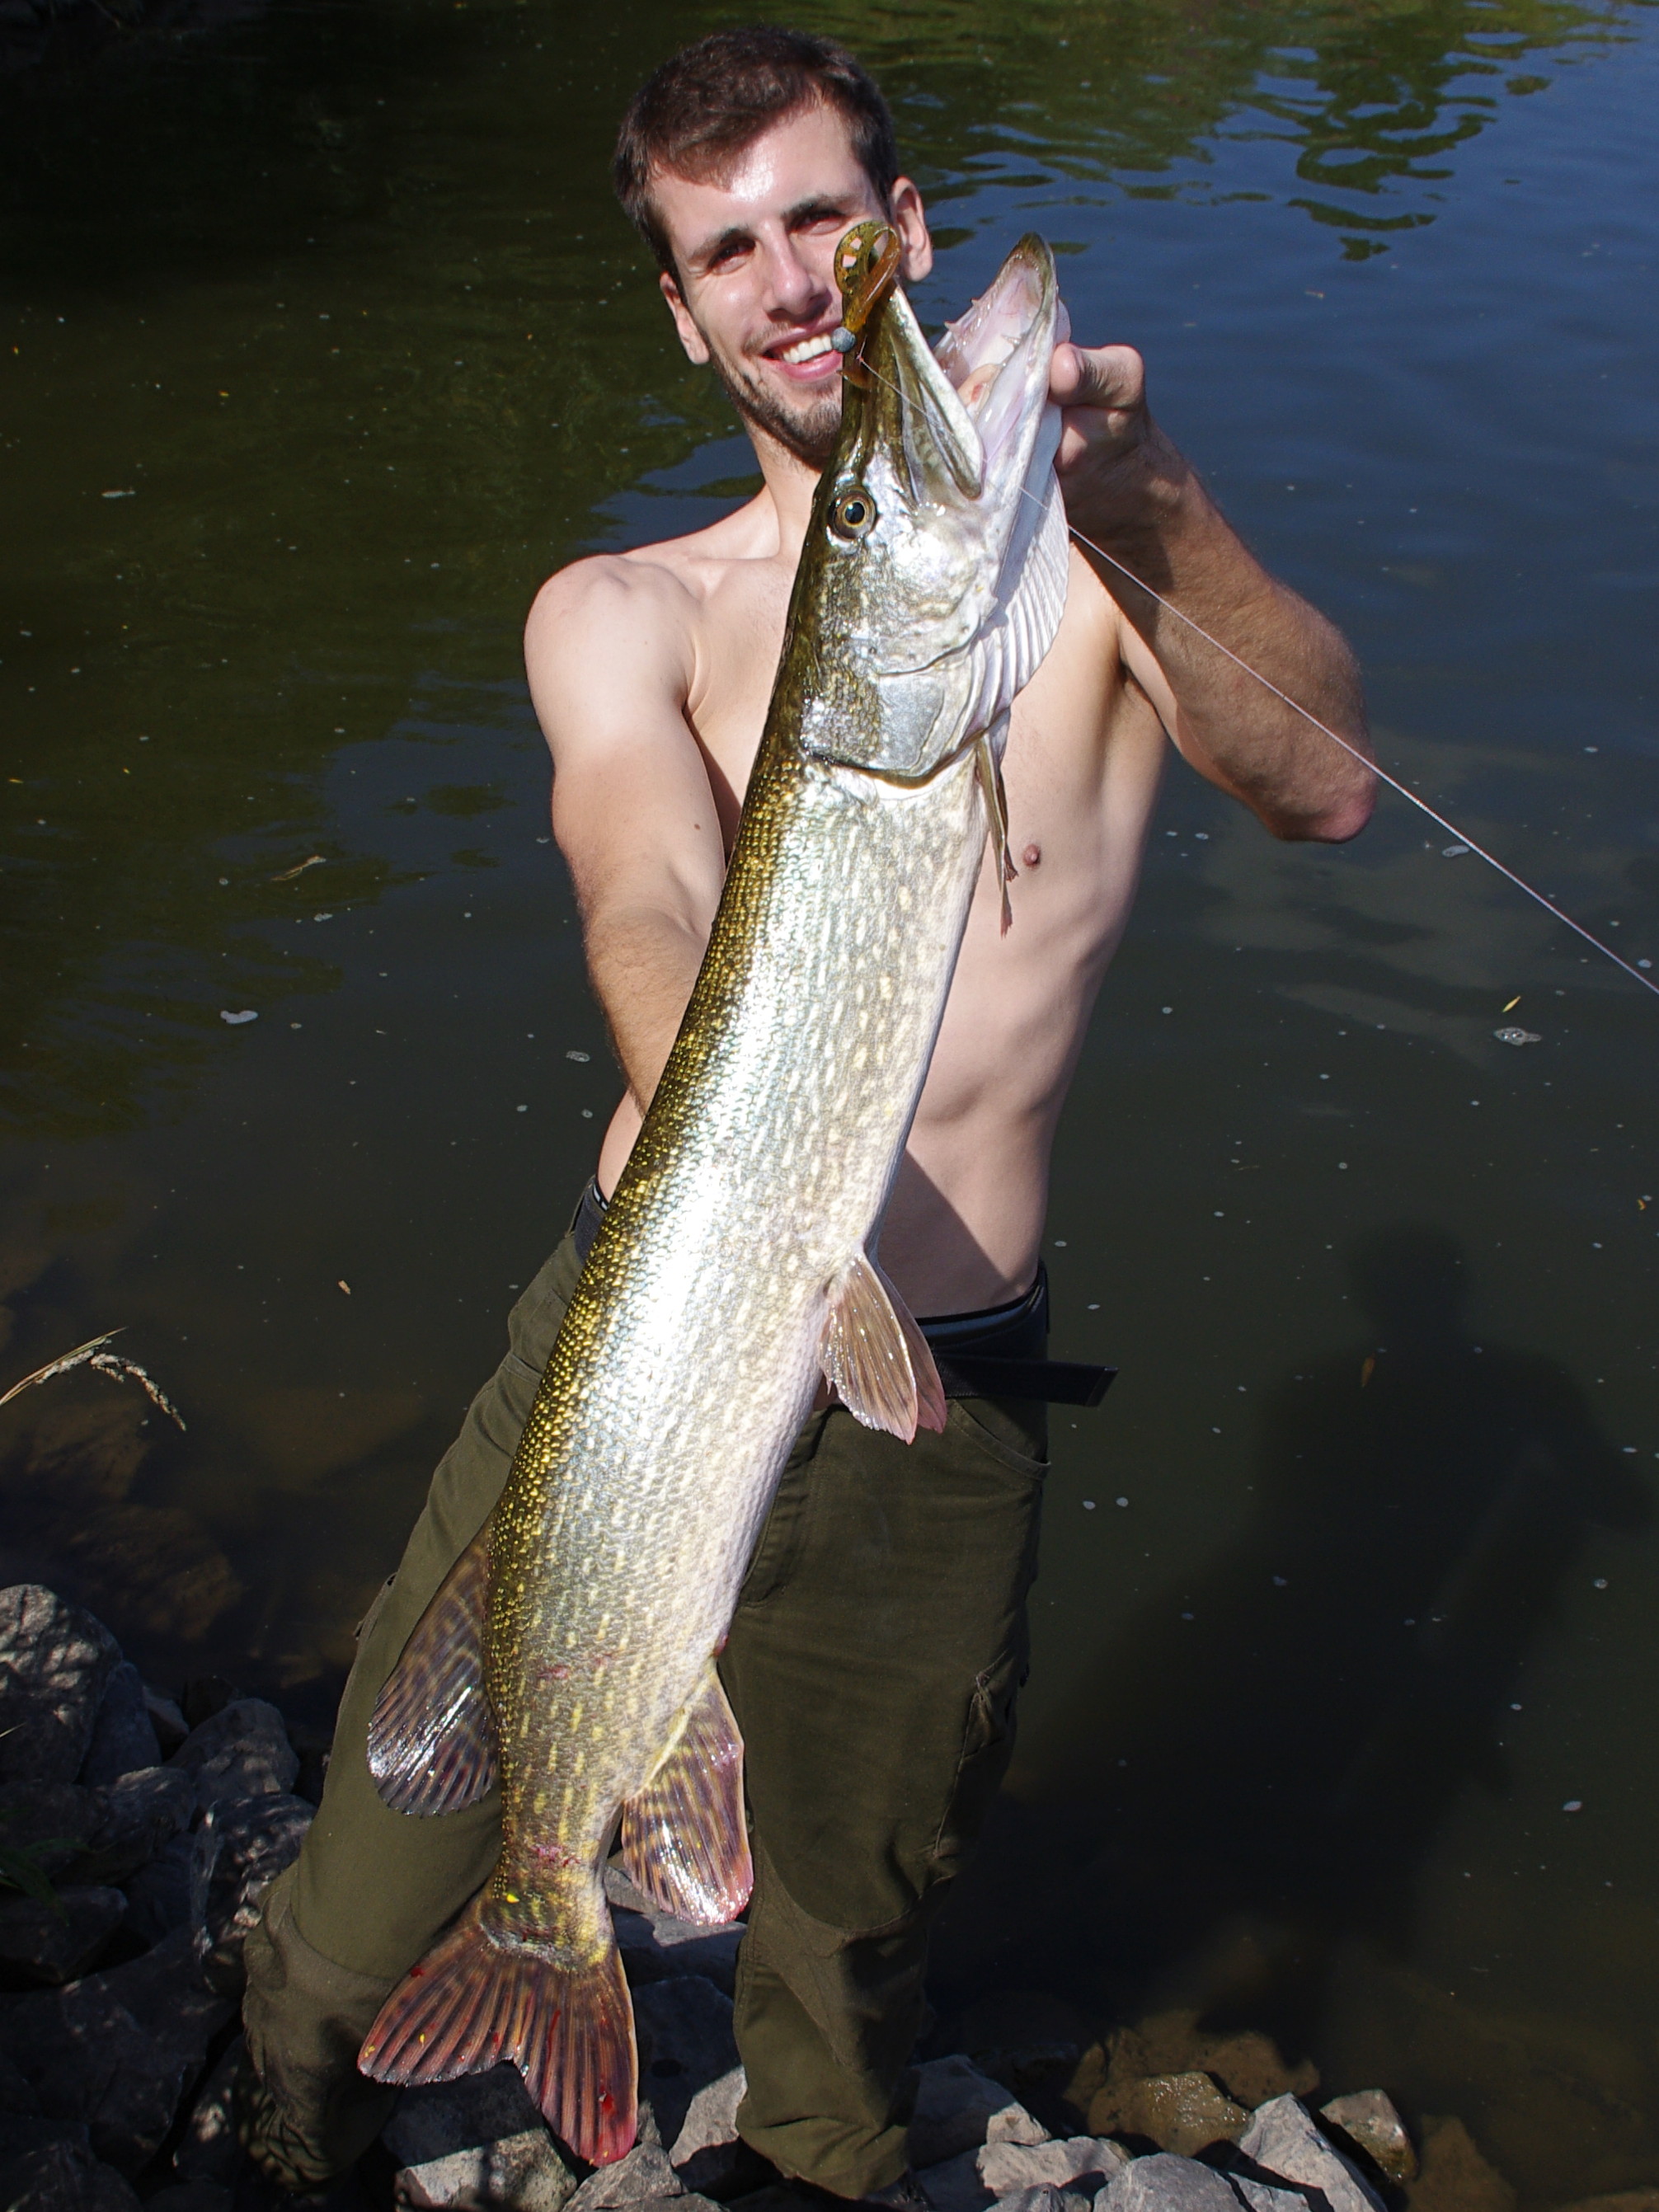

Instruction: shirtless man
[238,27,1370,2206]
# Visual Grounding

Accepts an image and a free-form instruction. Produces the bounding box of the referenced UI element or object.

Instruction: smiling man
[237,27,1371,2208]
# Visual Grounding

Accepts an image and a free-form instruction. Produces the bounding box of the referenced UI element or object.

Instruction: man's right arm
[525,557,726,1114]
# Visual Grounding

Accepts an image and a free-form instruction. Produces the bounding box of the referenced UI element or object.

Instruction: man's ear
[890,177,933,284]
[659,270,711,366]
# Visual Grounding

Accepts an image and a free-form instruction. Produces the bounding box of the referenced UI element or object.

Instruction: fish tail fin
[360,1902,637,2164]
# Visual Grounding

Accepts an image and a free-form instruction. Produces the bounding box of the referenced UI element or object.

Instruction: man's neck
[747,420,826,561]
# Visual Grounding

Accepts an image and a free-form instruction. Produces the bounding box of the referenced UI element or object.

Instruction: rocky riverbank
[0,1581,1645,2212]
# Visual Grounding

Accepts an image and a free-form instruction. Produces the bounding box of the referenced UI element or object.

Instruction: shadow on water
[933,1228,1647,2112]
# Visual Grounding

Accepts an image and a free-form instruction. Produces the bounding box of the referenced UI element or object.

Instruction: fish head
[792,224,1069,782]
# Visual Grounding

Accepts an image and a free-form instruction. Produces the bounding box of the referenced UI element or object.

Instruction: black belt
[568,1181,1113,1407]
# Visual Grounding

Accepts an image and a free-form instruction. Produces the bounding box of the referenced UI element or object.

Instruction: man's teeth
[778,333,834,366]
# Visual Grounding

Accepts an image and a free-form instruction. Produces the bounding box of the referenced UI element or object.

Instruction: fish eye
[830,486,876,539]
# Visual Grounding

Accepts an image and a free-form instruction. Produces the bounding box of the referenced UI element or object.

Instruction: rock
[78,1665,162,1787]
[604,1867,745,1997]
[632,1975,739,2155]
[1098,2153,1242,2210]
[0,2112,87,2157]
[384,2064,575,2211]
[980,2138,1129,2196]
[0,1781,100,1876]
[167,1699,297,1810]
[912,2055,1050,2167]
[0,1586,120,1786]
[0,1885,125,1984]
[1318,2092,1417,2186]
[1226,2179,1314,2212]
[997,2188,1084,2212]
[1084,2017,1316,2139]
[0,2136,143,2209]
[123,1827,214,1948]
[1234,2097,1384,2212]
[923,2148,999,2212]
[0,1925,235,2172]
[565,2140,684,2212]
[668,2063,746,2192]
[200,1792,313,1992]
[1404,2117,1514,2212]
[143,1685,189,1755]
[397,2135,575,2210]
[1120,2076,1250,2158]
[145,2188,235,2212]
[68,1765,195,1884]
[172,2038,243,2183]
[0,2050,38,2112]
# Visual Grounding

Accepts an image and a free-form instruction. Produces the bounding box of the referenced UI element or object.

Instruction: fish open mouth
[933,240,1069,477]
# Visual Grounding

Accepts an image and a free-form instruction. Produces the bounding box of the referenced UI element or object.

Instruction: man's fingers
[1050,340,1144,415]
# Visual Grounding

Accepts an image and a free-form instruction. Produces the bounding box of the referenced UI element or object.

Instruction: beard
[707,342,844,470]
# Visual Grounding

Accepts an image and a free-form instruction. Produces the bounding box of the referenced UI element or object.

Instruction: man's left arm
[1052,341,1375,843]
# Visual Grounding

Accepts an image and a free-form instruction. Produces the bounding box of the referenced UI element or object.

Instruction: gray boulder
[172,2038,243,2184]
[143,1685,189,1757]
[0,2113,87,2158]
[1226,2177,1315,2212]
[1234,2097,1385,2212]
[0,1782,101,1877]
[565,2141,684,2212]
[633,1975,739,2155]
[998,2190,1083,2212]
[981,2139,1129,2196]
[383,2064,576,2211]
[200,1792,313,1992]
[669,2063,746,2195]
[0,2050,38,2113]
[0,1586,120,1786]
[123,1827,215,1948]
[0,2136,143,2210]
[1318,2092,1417,2186]
[69,1765,195,1885]
[78,1665,162,1787]
[0,1885,125,1984]
[167,1699,297,1810]
[1098,2155,1243,2210]
[0,1925,235,2172]
[911,2055,1049,2168]
[604,1866,745,1998]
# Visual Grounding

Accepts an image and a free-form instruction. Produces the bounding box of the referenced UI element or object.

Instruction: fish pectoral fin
[618,1665,753,1928]
[360,1901,637,2165]
[365,1521,499,1815]
[820,1250,948,1443]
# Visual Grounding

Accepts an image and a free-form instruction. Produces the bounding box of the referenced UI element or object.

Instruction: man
[239,26,1371,2206]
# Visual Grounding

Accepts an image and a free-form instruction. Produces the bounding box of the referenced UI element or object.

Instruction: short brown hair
[613,26,899,278]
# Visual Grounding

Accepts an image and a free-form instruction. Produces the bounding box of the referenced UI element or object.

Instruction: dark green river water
[2,0,1657,2197]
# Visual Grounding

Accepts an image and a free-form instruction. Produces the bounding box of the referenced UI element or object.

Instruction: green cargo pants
[241,1216,1047,2198]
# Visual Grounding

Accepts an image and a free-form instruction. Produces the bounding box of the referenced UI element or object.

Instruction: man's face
[651,101,931,468]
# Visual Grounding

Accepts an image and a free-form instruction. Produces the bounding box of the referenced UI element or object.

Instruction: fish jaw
[792,230,1067,783]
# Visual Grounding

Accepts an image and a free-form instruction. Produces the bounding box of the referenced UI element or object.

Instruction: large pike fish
[358,223,1069,2163]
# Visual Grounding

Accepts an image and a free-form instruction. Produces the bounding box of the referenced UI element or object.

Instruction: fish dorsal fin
[366,1523,498,1815]
[618,1665,753,1927]
[820,1251,948,1443]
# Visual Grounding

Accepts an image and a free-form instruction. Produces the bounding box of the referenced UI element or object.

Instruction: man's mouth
[764,328,843,383]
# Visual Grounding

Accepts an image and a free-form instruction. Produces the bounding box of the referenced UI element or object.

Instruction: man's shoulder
[527,499,772,652]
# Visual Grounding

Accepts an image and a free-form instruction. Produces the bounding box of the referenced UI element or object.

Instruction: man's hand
[1047,330,1375,843]
[1050,340,1192,548]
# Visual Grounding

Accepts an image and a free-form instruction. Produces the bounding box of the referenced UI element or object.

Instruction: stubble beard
[707,343,843,472]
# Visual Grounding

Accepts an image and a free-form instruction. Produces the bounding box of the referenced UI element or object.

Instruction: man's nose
[760,237,830,325]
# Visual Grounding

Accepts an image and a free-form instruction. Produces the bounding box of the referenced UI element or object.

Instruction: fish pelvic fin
[360,1902,638,2165]
[820,1251,948,1442]
[975,722,1017,937]
[620,1664,753,1926]
[365,1522,499,1815]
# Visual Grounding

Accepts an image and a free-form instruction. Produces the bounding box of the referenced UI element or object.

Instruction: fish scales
[359,223,1069,2164]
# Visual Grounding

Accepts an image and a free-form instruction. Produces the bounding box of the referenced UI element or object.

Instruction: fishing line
[853,347,1657,1000]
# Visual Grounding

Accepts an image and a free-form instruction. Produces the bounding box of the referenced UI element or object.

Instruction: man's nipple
[1022,843,1041,869]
